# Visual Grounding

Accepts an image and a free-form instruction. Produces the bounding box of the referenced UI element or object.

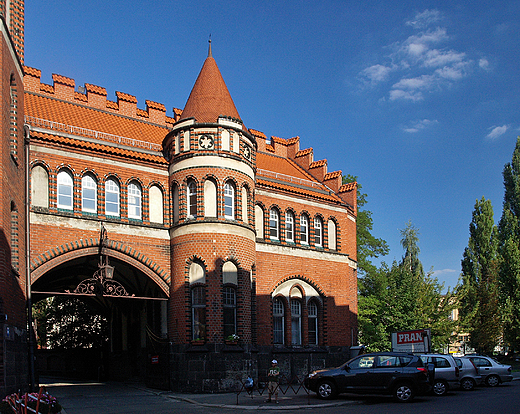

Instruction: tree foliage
[359,222,456,352]
[33,297,108,350]
[498,137,520,352]
[459,197,501,354]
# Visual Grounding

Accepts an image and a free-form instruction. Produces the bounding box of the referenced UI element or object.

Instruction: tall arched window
[105,178,120,216]
[314,217,323,247]
[308,300,319,346]
[31,165,49,208]
[82,174,97,213]
[128,181,142,219]
[241,187,249,223]
[327,219,337,250]
[255,205,264,238]
[57,170,73,210]
[149,185,164,223]
[224,182,235,219]
[187,180,197,218]
[285,211,294,242]
[269,208,279,240]
[300,214,309,244]
[273,298,285,345]
[191,286,206,341]
[291,300,302,346]
[223,287,237,339]
[204,179,217,217]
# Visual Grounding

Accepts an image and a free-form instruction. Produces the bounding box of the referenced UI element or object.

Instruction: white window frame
[128,182,142,219]
[224,182,235,219]
[300,215,309,244]
[314,217,323,247]
[285,211,294,242]
[57,170,73,210]
[81,174,97,213]
[291,300,302,346]
[105,178,120,216]
[308,301,318,346]
[269,208,279,240]
[187,180,197,218]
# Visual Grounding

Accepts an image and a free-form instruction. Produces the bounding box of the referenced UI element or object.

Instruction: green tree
[498,137,520,352]
[33,296,108,349]
[459,197,501,354]
[359,222,456,352]
[343,175,389,278]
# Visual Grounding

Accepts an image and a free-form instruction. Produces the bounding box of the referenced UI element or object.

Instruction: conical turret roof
[179,43,243,127]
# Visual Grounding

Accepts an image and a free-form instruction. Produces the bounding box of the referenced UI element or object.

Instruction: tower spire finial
[208,34,212,58]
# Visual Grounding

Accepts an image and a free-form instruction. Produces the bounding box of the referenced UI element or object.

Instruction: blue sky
[25,1,520,291]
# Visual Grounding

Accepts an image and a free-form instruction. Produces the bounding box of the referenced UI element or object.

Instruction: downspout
[24,124,36,390]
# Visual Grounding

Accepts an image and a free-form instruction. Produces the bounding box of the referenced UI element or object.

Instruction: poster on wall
[391,329,431,353]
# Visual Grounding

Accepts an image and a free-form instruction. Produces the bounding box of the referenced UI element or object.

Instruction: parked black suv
[304,352,433,402]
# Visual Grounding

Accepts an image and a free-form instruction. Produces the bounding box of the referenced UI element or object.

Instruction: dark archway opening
[31,253,169,389]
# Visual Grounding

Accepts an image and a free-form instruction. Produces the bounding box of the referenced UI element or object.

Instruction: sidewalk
[164,387,353,410]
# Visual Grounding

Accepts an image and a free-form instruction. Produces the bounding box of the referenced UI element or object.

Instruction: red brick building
[1,1,358,393]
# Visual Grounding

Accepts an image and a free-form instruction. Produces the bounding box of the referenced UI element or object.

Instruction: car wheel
[486,375,500,387]
[393,383,415,402]
[432,380,448,396]
[460,378,475,391]
[316,380,337,400]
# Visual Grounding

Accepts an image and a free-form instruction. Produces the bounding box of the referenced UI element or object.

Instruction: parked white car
[465,355,513,387]
[420,354,460,396]
[454,357,482,390]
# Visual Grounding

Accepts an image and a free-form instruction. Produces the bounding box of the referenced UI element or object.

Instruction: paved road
[41,376,520,414]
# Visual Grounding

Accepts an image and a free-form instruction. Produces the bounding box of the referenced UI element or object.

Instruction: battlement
[23,66,181,127]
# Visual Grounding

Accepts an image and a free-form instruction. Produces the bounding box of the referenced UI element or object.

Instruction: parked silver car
[420,354,459,396]
[454,356,482,390]
[465,355,513,387]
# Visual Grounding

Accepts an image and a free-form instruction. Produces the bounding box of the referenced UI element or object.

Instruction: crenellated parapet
[23,66,182,127]
[251,130,347,203]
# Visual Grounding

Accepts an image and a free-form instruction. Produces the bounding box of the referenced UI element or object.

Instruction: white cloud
[432,268,457,277]
[486,125,509,140]
[406,9,442,29]
[403,119,438,133]
[362,64,393,83]
[479,58,491,71]
[359,9,480,103]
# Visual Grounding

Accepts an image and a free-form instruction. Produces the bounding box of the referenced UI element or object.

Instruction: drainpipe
[24,124,36,390]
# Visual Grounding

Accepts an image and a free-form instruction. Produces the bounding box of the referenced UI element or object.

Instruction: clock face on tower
[199,134,214,149]
[243,145,251,160]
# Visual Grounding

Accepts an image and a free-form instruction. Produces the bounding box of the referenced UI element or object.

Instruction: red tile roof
[25,93,170,147]
[179,56,243,128]
[52,74,75,87]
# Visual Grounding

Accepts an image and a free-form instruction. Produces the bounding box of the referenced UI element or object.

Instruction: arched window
[187,180,197,218]
[105,178,120,216]
[31,165,49,208]
[241,187,249,223]
[204,179,217,217]
[314,217,323,247]
[269,208,279,240]
[273,298,285,345]
[224,182,235,219]
[308,300,319,346]
[291,300,302,346]
[82,174,97,213]
[223,287,237,339]
[128,182,142,219]
[57,170,73,210]
[255,205,264,238]
[149,185,164,223]
[191,286,206,341]
[172,183,179,223]
[285,211,294,242]
[300,214,309,244]
[327,219,337,250]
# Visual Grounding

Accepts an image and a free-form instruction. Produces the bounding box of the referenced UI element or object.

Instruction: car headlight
[308,372,318,378]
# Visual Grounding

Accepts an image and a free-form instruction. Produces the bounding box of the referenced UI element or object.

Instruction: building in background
[2,1,358,393]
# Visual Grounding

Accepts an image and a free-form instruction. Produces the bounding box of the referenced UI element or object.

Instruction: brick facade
[1,2,360,394]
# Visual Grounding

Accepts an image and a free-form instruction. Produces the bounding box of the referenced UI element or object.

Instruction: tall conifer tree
[460,197,501,354]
